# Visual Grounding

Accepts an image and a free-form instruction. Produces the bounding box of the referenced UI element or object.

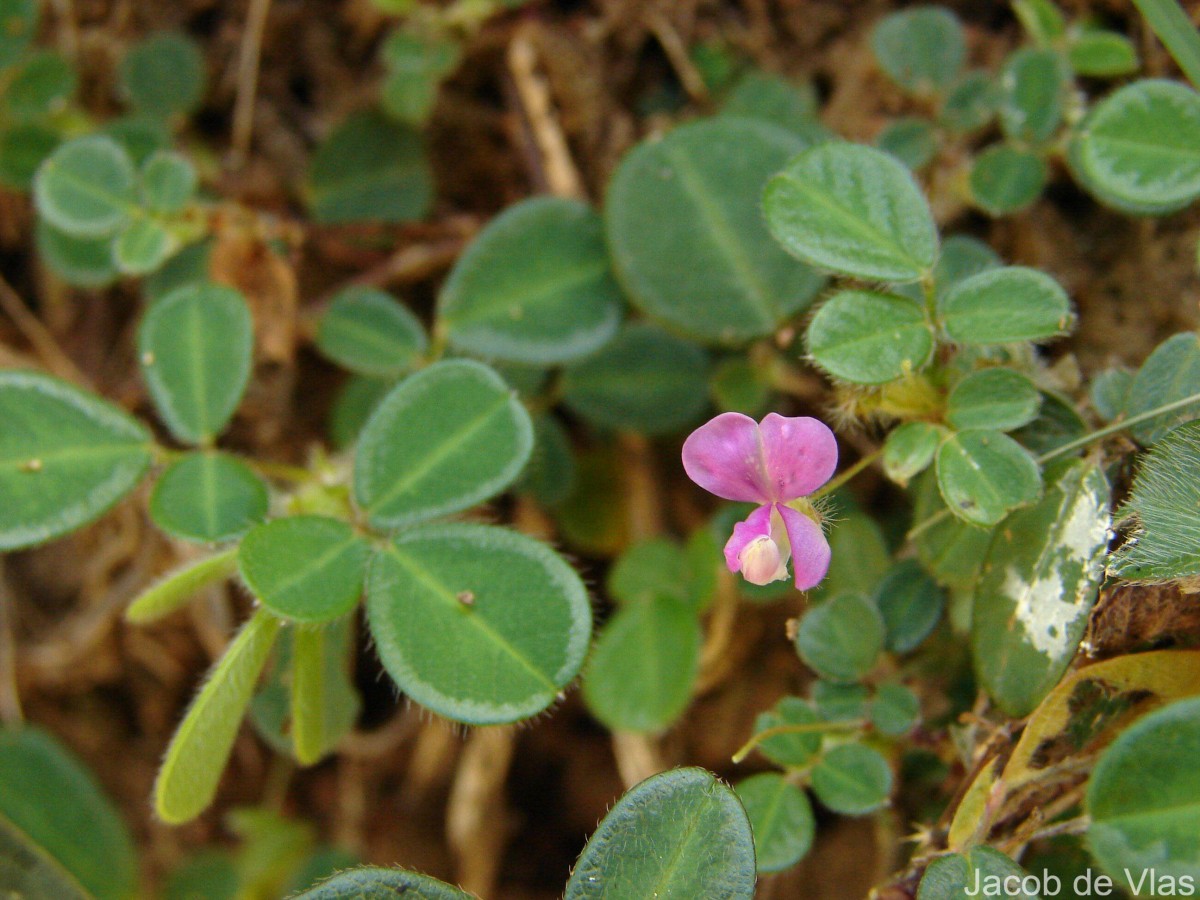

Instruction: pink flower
[682,412,837,591]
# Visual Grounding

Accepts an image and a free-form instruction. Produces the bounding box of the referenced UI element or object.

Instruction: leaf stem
[812,448,883,500]
[1036,388,1200,465]
[1131,0,1200,91]
[731,718,866,764]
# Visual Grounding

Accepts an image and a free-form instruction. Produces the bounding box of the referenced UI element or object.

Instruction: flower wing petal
[723,503,773,572]
[759,414,839,499]
[682,412,772,502]
[777,505,832,591]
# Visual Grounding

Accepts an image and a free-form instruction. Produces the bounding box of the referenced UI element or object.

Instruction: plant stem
[812,447,883,500]
[1132,0,1200,91]
[732,719,866,764]
[1036,388,1200,465]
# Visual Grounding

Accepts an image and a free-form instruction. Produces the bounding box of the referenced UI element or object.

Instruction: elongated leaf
[735,773,814,873]
[764,143,938,282]
[149,451,268,543]
[870,6,965,95]
[560,322,710,435]
[125,547,239,623]
[883,421,942,486]
[155,609,282,823]
[0,370,153,550]
[936,430,1042,526]
[946,367,1041,432]
[565,768,755,899]
[292,623,355,764]
[316,286,427,376]
[294,866,472,899]
[308,111,432,224]
[239,516,369,623]
[353,359,533,528]
[33,135,135,238]
[1069,30,1139,77]
[1109,420,1200,582]
[1071,80,1200,213]
[582,596,701,733]
[439,197,623,363]
[999,48,1067,143]
[939,266,1072,345]
[606,117,823,345]
[1125,332,1200,444]
[138,282,254,444]
[972,460,1110,716]
[366,523,591,724]
[0,727,138,900]
[1087,696,1200,885]
[806,290,933,384]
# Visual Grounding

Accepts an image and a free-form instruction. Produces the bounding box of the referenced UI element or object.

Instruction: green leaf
[0,123,59,191]
[119,31,206,119]
[291,621,359,764]
[565,767,755,899]
[606,117,823,344]
[308,110,432,224]
[34,135,136,238]
[812,681,869,722]
[4,51,76,122]
[939,71,999,133]
[0,726,138,900]
[102,115,170,166]
[811,743,892,815]
[870,6,965,95]
[1071,80,1200,213]
[711,357,770,416]
[239,516,368,623]
[163,850,238,900]
[582,595,700,733]
[806,290,933,384]
[366,523,591,724]
[870,683,921,736]
[795,593,886,683]
[316,286,427,377]
[999,48,1068,144]
[936,429,1042,527]
[1109,420,1200,582]
[35,219,119,288]
[1087,696,1200,885]
[876,117,938,170]
[125,547,239,623]
[140,150,198,215]
[561,322,711,435]
[969,144,1047,216]
[946,367,1041,432]
[814,511,892,601]
[918,846,1038,899]
[138,282,254,444]
[1069,30,1139,77]
[439,197,622,363]
[0,371,153,551]
[1013,0,1065,44]
[932,235,1003,299]
[1089,367,1132,422]
[293,866,472,899]
[1125,332,1200,444]
[328,375,392,450]
[1012,390,1088,456]
[155,609,281,823]
[752,696,823,767]
[873,559,945,653]
[607,536,712,613]
[353,359,533,528]
[380,29,461,124]
[764,143,939,282]
[735,773,814,874]
[149,451,268,543]
[913,470,996,590]
[883,422,943,486]
[113,217,176,275]
[939,266,1073,346]
[0,0,37,68]
[972,460,1110,716]
[144,239,213,304]
[720,71,828,142]
[515,413,576,508]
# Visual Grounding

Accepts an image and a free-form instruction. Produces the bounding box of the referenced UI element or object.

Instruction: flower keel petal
[723,503,774,572]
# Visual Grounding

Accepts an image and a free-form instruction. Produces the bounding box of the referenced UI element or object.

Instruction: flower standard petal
[723,503,774,572]
[682,411,773,502]
[777,504,832,591]
[759,414,839,499]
